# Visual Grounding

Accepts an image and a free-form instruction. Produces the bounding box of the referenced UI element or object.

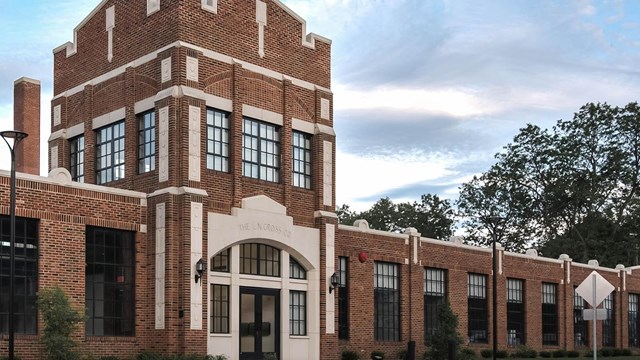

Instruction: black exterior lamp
[329,271,340,293]
[195,258,207,284]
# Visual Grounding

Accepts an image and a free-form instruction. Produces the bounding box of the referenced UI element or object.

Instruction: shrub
[539,351,552,358]
[263,353,278,360]
[342,351,360,360]
[38,286,85,360]
[425,301,464,360]
[496,350,508,358]
[583,350,601,357]
[211,356,228,360]
[600,348,613,357]
[99,357,120,360]
[398,350,407,360]
[612,348,623,356]
[371,351,384,360]
[512,345,537,358]
[459,348,476,360]
[480,349,493,358]
[621,348,632,356]
[566,350,580,358]
[552,349,567,358]
[135,353,165,360]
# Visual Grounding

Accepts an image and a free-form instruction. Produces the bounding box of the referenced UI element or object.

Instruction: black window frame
[374,261,400,342]
[96,121,126,184]
[289,290,306,336]
[242,117,280,182]
[0,216,38,335]
[289,257,306,280]
[602,292,615,347]
[211,284,230,334]
[137,110,156,174]
[85,226,135,336]
[468,273,488,344]
[630,293,640,348]
[506,278,525,346]
[542,282,558,346]
[292,131,312,189]
[338,256,349,340]
[239,243,280,277]
[206,108,230,172]
[211,248,230,273]
[70,135,85,183]
[574,288,589,347]
[424,267,447,342]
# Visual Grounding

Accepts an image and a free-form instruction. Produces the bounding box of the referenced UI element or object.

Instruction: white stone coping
[147,186,208,198]
[14,77,40,85]
[338,223,408,239]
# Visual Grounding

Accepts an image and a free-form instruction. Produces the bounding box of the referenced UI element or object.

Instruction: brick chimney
[13,77,40,175]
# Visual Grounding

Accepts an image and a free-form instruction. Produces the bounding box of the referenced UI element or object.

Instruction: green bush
[371,351,384,359]
[512,345,537,358]
[459,348,476,360]
[398,350,407,360]
[342,351,360,360]
[480,349,493,358]
[566,350,580,358]
[552,349,567,358]
[38,286,85,360]
[600,348,613,357]
[539,351,552,358]
[496,350,508,358]
[425,301,464,360]
[612,348,623,356]
[583,350,601,358]
[135,353,164,360]
[621,348,632,356]
[99,357,120,360]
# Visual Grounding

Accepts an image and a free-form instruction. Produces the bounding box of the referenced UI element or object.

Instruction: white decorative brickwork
[325,224,335,334]
[159,107,169,182]
[186,56,199,82]
[190,202,203,330]
[106,6,115,62]
[161,57,171,83]
[53,105,61,126]
[155,203,166,329]
[50,146,58,171]
[256,1,267,58]
[320,98,330,120]
[188,106,201,182]
[323,141,333,206]
[147,0,160,16]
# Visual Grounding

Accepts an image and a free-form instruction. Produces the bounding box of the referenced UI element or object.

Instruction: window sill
[210,333,232,338]
[0,334,38,340]
[289,335,309,339]
[86,335,137,342]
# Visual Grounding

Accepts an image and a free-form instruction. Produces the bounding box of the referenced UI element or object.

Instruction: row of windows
[69,108,313,189]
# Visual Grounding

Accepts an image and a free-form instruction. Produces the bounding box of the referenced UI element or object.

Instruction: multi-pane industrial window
[338,256,349,340]
[0,216,38,334]
[85,226,135,336]
[211,248,230,273]
[424,268,447,341]
[574,288,589,347]
[96,121,125,184]
[468,273,488,343]
[137,110,155,173]
[290,290,306,336]
[630,294,640,347]
[602,292,615,347]
[206,108,230,172]
[70,135,85,182]
[542,283,558,346]
[211,284,229,334]
[242,118,280,182]
[374,261,400,341]
[292,131,311,189]
[239,243,280,277]
[289,257,306,280]
[507,278,525,345]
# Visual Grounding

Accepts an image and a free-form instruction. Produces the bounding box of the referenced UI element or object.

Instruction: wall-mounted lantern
[329,272,340,293]
[195,258,207,284]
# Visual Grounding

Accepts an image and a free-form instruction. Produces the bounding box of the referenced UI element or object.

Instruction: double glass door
[239,287,280,360]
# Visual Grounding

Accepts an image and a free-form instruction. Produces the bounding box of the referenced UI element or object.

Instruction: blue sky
[1,0,640,211]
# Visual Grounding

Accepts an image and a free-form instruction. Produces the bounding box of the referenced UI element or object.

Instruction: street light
[1,130,28,360]
[486,215,503,360]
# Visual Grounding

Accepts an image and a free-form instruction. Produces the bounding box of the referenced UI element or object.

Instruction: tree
[38,286,85,360]
[424,301,463,360]
[457,102,640,266]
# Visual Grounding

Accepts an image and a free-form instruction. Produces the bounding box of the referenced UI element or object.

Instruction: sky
[1,0,640,212]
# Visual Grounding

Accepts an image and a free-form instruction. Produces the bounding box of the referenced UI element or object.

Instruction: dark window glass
[138,110,155,173]
[239,243,280,277]
[574,288,589,347]
[507,278,525,345]
[542,283,558,345]
[338,256,349,340]
[0,216,38,334]
[211,284,229,334]
[211,248,230,273]
[630,294,640,348]
[468,273,488,343]
[85,226,135,336]
[206,108,230,172]
[289,257,306,280]
[292,131,311,189]
[96,121,125,184]
[70,135,85,182]
[290,290,306,335]
[603,292,615,347]
[242,118,280,182]
[424,268,447,342]
[374,261,400,341]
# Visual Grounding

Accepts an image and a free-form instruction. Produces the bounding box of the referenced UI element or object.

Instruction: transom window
[290,290,306,336]
[424,268,447,342]
[468,273,488,343]
[574,288,588,347]
[374,261,400,341]
[292,131,311,189]
[96,121,125,184]
[239,243,280,277]
[70,135,85,182]
[289,257,306,280]
[211,248,230,273]
[242,118,280,182]
[507,278,525,345]
[138,110,156,173]
[542,283,558,346]
[206,108,230,172]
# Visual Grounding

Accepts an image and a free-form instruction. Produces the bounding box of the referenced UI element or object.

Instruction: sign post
[575,271,615,360]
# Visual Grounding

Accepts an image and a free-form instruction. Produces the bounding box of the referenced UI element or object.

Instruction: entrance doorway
[239,287,280,360]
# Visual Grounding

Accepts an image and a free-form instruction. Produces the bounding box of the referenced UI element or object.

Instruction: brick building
[2,0,640,359]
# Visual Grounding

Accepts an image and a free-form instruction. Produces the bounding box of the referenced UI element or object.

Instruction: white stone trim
[147,186,209,198]
[158,107,169,183]
[147,0,160,16]
[161,56,171,83]
[190,202,204,330]
[106,6,115,62]
[155,202,166,329]
[187,56,199,82]
[320,98,330,120]
[292,118,314,134]
[315,123,335,136]
[201,0,217,14]
[14,77,40,86]
[48,129,66,142]
[325,223,335,334]
[256,1,267,58]
[134,97,156,114]
[313,210,338,219]
[188,106,201,182]
[67,123,85,139]
[53,41,331,100]
[92,107,126,130]
[322,141,333,207]
[50,146,59,171]
[53,105,62,126]
[242,104,283,126]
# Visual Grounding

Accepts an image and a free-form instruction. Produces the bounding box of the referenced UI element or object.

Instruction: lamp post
[1,130,28,360]
[487,215,503,360]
